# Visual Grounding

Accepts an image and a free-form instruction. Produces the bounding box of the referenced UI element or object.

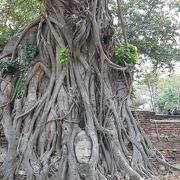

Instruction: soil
[160,170,180,180]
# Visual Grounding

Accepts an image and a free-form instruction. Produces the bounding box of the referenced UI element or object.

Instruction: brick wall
[133,111,180,164]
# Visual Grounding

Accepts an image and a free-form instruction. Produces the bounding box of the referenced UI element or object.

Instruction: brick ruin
[133,111,180,164]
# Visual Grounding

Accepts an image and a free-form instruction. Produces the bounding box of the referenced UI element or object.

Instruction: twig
[117,0,128,45]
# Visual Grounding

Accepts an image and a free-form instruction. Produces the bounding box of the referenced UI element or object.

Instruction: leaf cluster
[0,0,42,47]
[16,73,27,99]
[18,42,37,59]
[116,43,138,65]
[14,55,31,99]
[155,88,179,113]
[154,75,180,113]
[58,48,70,65]
[111,0,180,70]
[0,59,19,75]
[0,56,28,99]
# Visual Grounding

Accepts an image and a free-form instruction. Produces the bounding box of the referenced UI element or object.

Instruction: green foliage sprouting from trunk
[0,59,19,75]
[58,48,70,65]
[116,43,138,64]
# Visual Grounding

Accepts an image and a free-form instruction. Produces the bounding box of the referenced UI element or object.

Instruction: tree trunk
[0,0,171,179]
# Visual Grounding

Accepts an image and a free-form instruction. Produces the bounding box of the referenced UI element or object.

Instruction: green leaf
[58,48,70,65]
[115,43,138,65]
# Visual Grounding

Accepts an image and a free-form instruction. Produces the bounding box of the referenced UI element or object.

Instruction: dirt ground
[1,146,180,179]
[160,170,180,180]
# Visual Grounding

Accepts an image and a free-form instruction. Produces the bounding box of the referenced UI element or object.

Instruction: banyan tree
[0,0,176,179]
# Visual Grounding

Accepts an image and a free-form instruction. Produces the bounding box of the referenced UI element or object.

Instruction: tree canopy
[1,0,179,69]
[0,0,41,47]
[155,75,180,113]
[112,0,180,69]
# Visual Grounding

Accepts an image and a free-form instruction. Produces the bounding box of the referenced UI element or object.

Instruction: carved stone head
[74,131,92,163]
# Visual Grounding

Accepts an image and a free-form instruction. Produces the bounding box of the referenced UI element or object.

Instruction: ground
[161,170,180,180]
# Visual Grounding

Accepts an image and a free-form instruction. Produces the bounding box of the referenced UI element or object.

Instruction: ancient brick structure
[133,111,180,164]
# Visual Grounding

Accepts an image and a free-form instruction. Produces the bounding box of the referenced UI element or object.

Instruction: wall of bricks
[133,111,180,164]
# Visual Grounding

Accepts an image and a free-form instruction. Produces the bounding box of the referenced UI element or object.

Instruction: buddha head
[74,131,92,163]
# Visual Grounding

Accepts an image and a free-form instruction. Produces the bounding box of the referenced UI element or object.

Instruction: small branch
[117,0,128,45]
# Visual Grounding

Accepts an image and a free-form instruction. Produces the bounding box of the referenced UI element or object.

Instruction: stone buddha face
[74,131,92,163]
